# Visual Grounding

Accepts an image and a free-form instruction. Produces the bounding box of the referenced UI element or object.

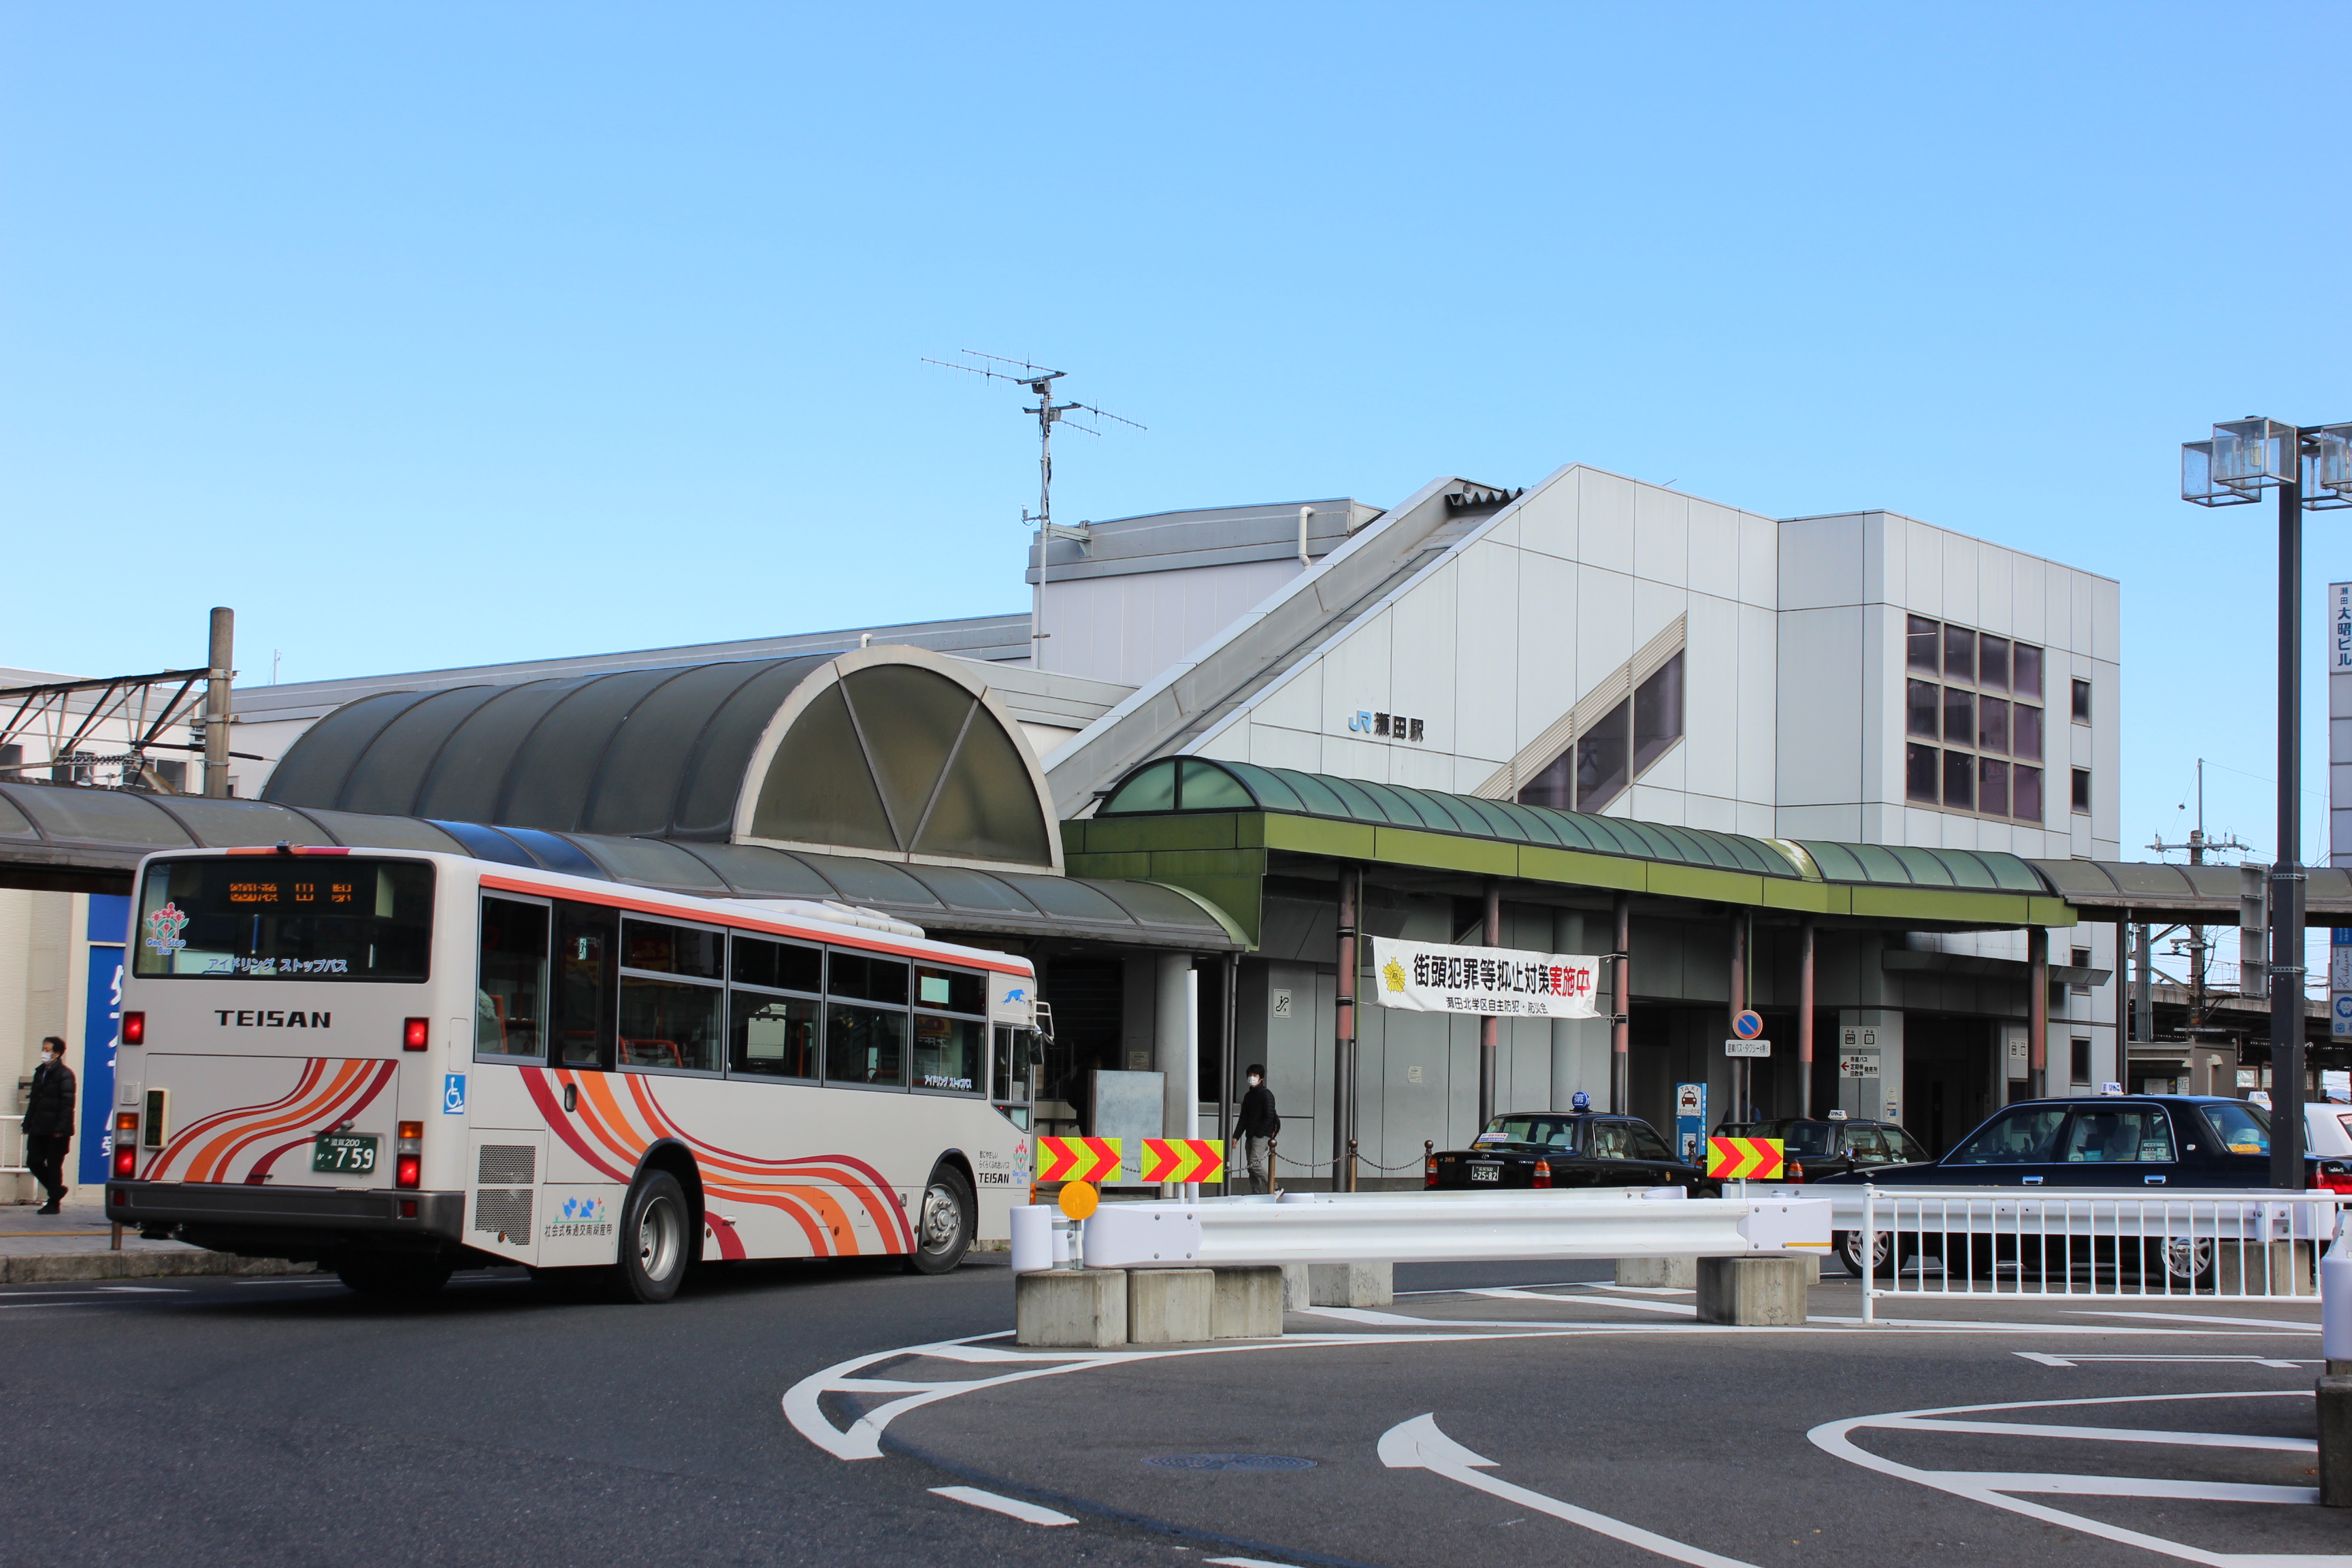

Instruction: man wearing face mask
[23,1036,76,1214]
[1233,1063,1279,1196]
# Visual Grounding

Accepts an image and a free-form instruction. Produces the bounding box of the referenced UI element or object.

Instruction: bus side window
[553,900,619,1071]
[476,897,551,1058]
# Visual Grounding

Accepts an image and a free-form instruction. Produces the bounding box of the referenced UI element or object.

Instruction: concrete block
[1128,1267,1214,1344]
[2216,1241,2317,1298]
[1015,1268,1128,1348]
[1211,1267,1284,1339]
[1695,1256,1810,1326]
[1281,1264,1311,1310]
[1309,1262,1392,1307]
[1616,1256,1697,1289]
[2321,1375,2352,1508]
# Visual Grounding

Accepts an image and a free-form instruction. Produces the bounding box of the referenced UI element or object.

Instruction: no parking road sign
[1707,1136,1784,1180]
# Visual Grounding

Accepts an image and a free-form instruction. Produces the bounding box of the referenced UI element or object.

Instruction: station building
[6,461,2335,1198]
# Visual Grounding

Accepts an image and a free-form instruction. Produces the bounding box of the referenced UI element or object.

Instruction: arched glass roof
[1096,756,2060,893]
[262,652,1056,869]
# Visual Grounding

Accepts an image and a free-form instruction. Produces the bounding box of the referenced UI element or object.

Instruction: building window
[152,758,187,791]
[2072,678,2092,724]
[2070,1038,2092,1086]
[1897,616,2046,824]
[2070,945,2091,995]
[2072,767,2092,815]
[0,743,22,780]
[1519,654,1683,815]
[1631,653,1684,774]
[1573,700,1630,811]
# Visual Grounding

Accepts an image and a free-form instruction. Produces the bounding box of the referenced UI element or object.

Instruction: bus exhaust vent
[477,1145,536,1186]
[473,1188,533,1243]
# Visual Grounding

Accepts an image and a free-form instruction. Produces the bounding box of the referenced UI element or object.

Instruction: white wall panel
[1514,470,1580,562]
[1634,485,1690,586]
[1905,517,1942,619]
[1388,559,1460,745]
[2011,554,2047,643]
[1318,608,1395,748]
[1688,500,1742,602]
[1514,552,1580,739]
[1941,530,1980,633]
[1737,601,1777,806]
[2071,573,2096,658]
[1775,606,1861,806]
[2092,576,2121,664]
[1778,514,1862,610]
[1739,512,1778,610]
[1450,543,1521,768]
[1978,546,2014,636]
[1578,470,1637,574]
[1867,512,1901,608]
[1682,596,1739,801]
[1575,568,1635,685]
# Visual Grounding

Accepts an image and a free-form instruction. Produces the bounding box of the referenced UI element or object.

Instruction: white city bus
[104,844,1039,1302]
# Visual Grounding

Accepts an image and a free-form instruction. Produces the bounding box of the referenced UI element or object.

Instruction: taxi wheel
[2146,1236,2214,1291]
[904,1166,974,1275]
[1835,1229,1895,1279]
[612,1171,690,1304]
[335,1255,452,1300]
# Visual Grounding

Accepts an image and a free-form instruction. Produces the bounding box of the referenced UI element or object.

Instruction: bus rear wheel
[612,1171,691,1304]
[336,1254,452,1300]
[905,1166,974,1275]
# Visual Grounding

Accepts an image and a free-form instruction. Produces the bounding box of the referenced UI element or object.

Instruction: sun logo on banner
[1381,956,1407,993]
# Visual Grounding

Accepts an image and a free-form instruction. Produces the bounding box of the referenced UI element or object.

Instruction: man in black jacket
[1232,1063,1279,1195]
[23,1036,76,1213]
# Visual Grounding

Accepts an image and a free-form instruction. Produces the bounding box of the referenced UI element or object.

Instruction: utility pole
[203,607,234,798]
[2151,759,2249,1047]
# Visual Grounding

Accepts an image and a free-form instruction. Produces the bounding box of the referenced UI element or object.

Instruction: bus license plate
[1469,1164,1501,1182]
[312,1133,379,1175]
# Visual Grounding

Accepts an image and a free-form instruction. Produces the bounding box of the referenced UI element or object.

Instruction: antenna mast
[926,351,1143,672]
[2150,757,2251,1041]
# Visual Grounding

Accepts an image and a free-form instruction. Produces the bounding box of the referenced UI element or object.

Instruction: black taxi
[1425,1111,1714,1194]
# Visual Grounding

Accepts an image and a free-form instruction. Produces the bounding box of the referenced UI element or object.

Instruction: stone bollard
[1309,1262,1393,1307]
[1695,1256,1810,1326]
[1616,1256,1697,1289]
[1128,1268,1215,1344]
[2216,1241,2316,1298]
[1210,1267,1285,1339]
[1015,1268,1128,1348]
[2321,1376,2352,1507]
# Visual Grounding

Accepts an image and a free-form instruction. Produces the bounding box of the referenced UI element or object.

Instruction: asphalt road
[0,1256,2337,1568]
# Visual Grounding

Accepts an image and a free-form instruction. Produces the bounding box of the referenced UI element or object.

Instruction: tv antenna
[926,350,1143,670]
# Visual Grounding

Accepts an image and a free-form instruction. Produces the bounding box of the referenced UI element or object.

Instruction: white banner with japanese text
[1369,936,1601,1018]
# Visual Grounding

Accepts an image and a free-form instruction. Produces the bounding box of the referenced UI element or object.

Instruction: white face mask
[1248,1076,1262,1088]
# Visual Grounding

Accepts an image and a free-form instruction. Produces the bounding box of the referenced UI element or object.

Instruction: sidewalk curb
[0,1251,318,1284]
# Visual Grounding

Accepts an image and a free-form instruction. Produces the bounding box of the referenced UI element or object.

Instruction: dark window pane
[1978,635,2010,691]
[731,992,818,1078]
[1517,749,1573,811]
[912,1013,983,1093]
[1944,625,1975,683]
[1978,696,2010,755]
[1949,1107,2066,1164]
[1943,748,1975,809]
[1633,653,1684,772]
[553,900,618,1069]
[829,950,909,1006]
[1907,615,1940,672]
[2013,765,2044,822]
[621,917,724,979]
[909,702,1056,866]
[732,934,821,994]
[2072,679,2093,723]
[1575,700,1631,812]
[1943,687,1974,744]
[2013,644,2044,699]
[619,976,724,1072]
[476,898,549,1058]
[1906,743,1939,802]
[2070,1039,2093,1087]
[2012,704,2044,762]
[1979,757,2008,817]
[2072,767,2092,813]
[1906,680,1939,738]
[992,1024,1031,1105]
[915,964,987,1015]
[826,1003,905,1088]
[134,858,434,981]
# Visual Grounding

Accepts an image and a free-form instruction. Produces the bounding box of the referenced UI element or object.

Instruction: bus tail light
[1533,1159,1552,1188]
[1787,1159,1806,1183]
[122,1011,145,1045]
[403,1017,429,1051]
[1424,1155,1439,1188]
[113,1113,138,1178]
[396,1121,423,1189]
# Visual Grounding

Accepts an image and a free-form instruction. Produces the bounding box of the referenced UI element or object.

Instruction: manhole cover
[1145,1454,1316,1472]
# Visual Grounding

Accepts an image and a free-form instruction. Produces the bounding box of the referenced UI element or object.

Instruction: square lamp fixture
[2182,439,2255,506]
[2212,417,2298,491]
[2309,424,2352,511]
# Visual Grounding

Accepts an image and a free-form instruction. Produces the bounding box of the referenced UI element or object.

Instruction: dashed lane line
[928,1485,1077,1526]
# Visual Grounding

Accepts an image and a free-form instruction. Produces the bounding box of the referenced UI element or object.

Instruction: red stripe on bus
[473,873,1035,977]
[520,1071,634,1182]
[242,1062,399,1183]
[145,1058,329,1181]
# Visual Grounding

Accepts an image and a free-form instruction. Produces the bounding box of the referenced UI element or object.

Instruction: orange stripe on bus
[146,1058,329,1180]
[182,1059,374,1181]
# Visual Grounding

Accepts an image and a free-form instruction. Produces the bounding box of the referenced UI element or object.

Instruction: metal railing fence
[1857,1183,2349,1322]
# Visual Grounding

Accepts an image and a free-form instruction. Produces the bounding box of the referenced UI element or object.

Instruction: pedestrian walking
[1233,1063,1279,1196]
[23,1035,76,1213]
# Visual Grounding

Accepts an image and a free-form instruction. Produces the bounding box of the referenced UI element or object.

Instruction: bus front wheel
[905,1166,974,1275]
[613,1171,691,1304]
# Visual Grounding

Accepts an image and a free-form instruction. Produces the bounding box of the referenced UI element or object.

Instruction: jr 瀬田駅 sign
[1369,936,1600,1018]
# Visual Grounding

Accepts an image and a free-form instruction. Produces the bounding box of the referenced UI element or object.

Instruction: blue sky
[5,3,2349,889]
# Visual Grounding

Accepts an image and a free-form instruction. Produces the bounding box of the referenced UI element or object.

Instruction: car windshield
[1946,1106,2068,1164]
[1741,1120,1838,1156]
[2201,1101,2271,1156]
[1480,1116,1578,1149]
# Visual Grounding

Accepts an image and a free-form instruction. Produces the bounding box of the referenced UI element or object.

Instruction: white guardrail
[1846,1185,2352,1321]
[1009,1186,1831,1273]
[0,1113,24,1175]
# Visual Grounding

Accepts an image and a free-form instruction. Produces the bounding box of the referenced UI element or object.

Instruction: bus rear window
[135,858,434,981]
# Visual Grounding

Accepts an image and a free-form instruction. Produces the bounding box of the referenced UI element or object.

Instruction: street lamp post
[2183,419,2352,1189]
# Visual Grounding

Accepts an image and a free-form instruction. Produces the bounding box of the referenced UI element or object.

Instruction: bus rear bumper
[105,1180,466,1260]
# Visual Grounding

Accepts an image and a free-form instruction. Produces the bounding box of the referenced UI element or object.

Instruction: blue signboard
[1674,1081,1707,1165]
[80,894,130,1185]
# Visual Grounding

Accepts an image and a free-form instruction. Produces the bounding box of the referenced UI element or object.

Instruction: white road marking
[1810,1389,2350,1568]
[2016,1352,2311,1369]
[928,1485,1075,1525]
[1876,1415,2313,1453]
[1587,1284,1697,1296]
[1396,1281,1592,1297]
[1379,1414,1759,1568]
[1468,1288,1697,1316]
[94,1286,186,1293]
[0,1301,92,1309]
[1205,1557,1312,1567]
[2071,1310,2321,1331]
